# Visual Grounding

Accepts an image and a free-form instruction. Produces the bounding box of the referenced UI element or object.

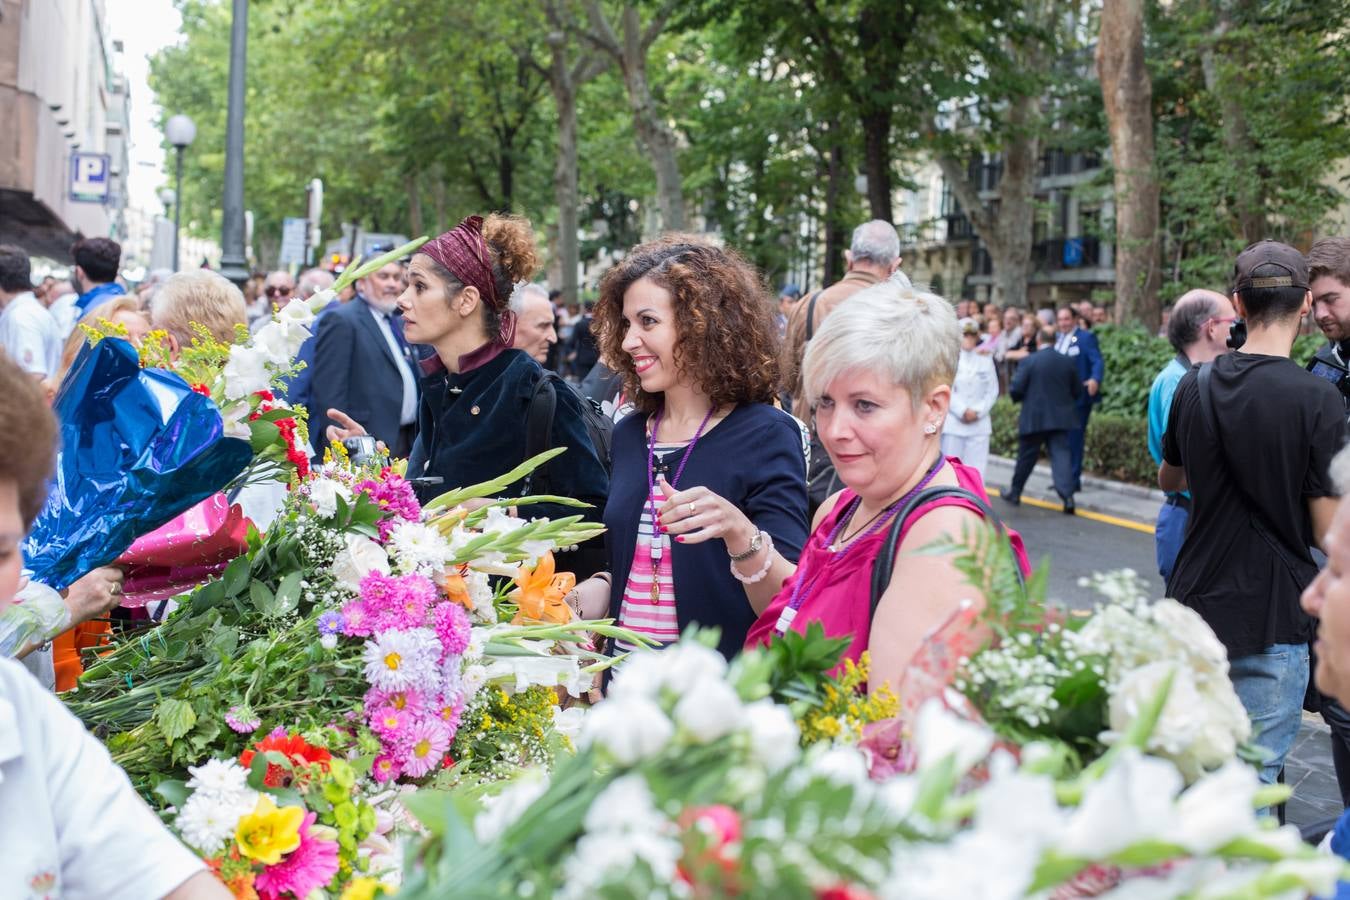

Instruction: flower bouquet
[67,447,643,798]
[395,629,1346,899]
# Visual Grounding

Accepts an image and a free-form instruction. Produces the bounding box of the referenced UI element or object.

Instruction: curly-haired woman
[566,236,809,659]
[322,215,608,532]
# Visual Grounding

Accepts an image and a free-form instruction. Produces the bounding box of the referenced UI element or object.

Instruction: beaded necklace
[772,456,944,636]
[644,405,716,604]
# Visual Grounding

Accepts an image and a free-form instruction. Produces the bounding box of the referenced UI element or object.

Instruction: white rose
[331,534,391,590]
[222,345,271,400]
[672,677,742,743]
[1150,599,1229,673]
[308,478,351,518]
[742,699,800,772]
[579,695,674,765]
[1108,662,1234,782]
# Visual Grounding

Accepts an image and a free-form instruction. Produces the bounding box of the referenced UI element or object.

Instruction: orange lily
[439,569,473,610]
[509,551,576,625]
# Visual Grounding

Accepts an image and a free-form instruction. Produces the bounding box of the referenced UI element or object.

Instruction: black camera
[342,435,380,466]
[1227,318,1247,350]
[1308,358,1350,400]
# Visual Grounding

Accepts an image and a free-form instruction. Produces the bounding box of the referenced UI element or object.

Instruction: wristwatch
[728,530,764,563]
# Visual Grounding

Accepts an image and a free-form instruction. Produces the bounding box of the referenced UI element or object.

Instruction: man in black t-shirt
[1161,240,1347,785]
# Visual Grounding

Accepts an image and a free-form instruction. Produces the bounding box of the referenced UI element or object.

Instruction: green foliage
[1082,413,1155,486]
[1093,325,1175,418]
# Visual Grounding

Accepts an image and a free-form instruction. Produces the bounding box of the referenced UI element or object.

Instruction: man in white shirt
[0,246,61,381]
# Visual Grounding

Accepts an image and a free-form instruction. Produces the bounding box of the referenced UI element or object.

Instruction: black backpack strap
[869,485,1020,619]
[523,374,558,495]
[804,291,821,342]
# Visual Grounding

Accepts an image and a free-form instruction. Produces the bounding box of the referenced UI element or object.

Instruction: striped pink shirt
[616,452,681,651]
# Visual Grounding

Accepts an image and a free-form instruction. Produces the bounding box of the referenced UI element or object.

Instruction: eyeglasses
[1206,315,1237,327]
[265,285,293,299]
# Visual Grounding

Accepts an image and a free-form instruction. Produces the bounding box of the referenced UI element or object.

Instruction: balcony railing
[1031,236,1103,271]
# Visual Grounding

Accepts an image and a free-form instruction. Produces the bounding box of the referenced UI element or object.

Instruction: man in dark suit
[310,260,420,458]
[1054,306,1105,492]
[1004,325,1084,513]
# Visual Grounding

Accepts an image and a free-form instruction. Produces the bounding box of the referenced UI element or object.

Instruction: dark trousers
[1322,693,1350,807]
[1009,430,1074,500]
[1067,402,1092,491]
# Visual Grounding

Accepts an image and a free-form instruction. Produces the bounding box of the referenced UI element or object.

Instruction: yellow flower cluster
[451,685,560,779]
[797,653,899,746]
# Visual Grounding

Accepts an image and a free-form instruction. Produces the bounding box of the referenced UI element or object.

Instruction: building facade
[0,0,130,261]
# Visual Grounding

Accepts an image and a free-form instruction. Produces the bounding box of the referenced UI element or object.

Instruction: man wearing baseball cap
[1159,239,1347,786]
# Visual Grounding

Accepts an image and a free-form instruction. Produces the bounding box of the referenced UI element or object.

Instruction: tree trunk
[584,1,685,232]
[406,172,423,237]
[431,171,447,234]
[1097,0,1162,328]
[860,108,893,223]
[989,92,1040,312]
[550,48,582,306]
[1200,1,1264,242]
[823,129,847,285]
[498,144,514,212]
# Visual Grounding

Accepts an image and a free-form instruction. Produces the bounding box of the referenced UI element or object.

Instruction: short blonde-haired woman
[744,282,1028,693]
[149,270,248,350]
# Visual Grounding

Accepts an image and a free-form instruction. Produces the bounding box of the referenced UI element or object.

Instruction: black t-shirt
[1162,352,1347,657]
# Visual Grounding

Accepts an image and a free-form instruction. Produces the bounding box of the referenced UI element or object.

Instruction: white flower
[220,399,251,439]
[742,699,800,772]
[250,321,292,366]
[1163,760,1260,853]
[473,770,550,843]
[672,677,743,743]
[175,788,258,856]
[304,289,335,315]
[552,706,586,743]
[609,640,726,703]
[308,478,352,519]
[805,745,872,788]
[1108,661,1242,782]
[883,826,1038,900]
[482,655,591,697]
[388,521,454,574]
[461,663,488,699]
[1149,599,1229,674]
[332,534,391,590]
[362,627,440,692]
[584,774,667,835]
[579,694,674,765]
[185,758,250,801]
[320,633,338,650]
[913,696,994,776]
[222,345,271,400]
[1059,748,1181,859]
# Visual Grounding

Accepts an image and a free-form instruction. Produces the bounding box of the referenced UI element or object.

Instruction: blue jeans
[1155,499,1189,583]
[1229,643,1310,785]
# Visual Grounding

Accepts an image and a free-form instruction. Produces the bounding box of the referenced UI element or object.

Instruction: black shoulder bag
[868,485,1024,618]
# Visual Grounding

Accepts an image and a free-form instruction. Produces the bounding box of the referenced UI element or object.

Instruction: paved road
[989,497,1342,835]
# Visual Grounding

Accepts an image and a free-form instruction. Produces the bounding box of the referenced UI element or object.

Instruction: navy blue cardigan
[603,403,809,659]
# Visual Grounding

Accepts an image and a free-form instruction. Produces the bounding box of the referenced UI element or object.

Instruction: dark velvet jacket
[406,347,608,522]
[603,403,809,660]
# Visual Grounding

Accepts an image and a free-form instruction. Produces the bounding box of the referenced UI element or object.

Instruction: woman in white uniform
[941,317,999,477]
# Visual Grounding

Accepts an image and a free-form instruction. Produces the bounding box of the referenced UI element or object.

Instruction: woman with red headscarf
[324,215,608,538]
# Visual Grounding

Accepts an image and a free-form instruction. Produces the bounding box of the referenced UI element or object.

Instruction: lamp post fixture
[165,114,196,272]
[217,0,249,287]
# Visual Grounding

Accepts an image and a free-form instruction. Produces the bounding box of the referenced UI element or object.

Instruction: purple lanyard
[773,455,945,636]
[646,405,716,528]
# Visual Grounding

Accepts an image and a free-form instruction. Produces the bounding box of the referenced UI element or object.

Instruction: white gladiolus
[1163,760,1260,853]
[222,345,271,400]
[1059,749,1182,859]
[331,534,391,590]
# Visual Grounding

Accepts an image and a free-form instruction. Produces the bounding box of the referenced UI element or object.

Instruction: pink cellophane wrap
[115,494,250,608]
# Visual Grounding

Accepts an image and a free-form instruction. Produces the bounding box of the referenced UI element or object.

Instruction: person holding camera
[1146,289,1236,581]
[1160,240,1347,786]
[323,215,608,536]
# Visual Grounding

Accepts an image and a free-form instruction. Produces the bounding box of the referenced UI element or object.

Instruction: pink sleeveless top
[744,458,1029,668]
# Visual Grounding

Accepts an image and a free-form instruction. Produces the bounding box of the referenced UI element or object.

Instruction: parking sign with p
[70,153,112,203]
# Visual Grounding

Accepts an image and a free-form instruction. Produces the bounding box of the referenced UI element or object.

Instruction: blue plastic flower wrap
[22,337,254,592]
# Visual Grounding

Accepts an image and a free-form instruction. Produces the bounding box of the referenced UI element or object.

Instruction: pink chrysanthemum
[400,717,452,779]
[358,571,439,632]
[224,706,261,734]
[435,694,464,736]
[253,811,339,900]
[370,704,412,745]
[354,470,421,541]
[371,753,401,784]
[340,599,373,638]
[431,601,471,658]
[364,686,426,716]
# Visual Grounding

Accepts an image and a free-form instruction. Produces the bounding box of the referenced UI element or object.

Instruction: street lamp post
[218,0,249,287]
[165,114,196,272]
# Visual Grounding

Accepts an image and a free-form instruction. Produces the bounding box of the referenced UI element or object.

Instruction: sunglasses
[265,285,293,299]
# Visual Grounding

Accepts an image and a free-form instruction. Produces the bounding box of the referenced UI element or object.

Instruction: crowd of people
[9,214,1350,893]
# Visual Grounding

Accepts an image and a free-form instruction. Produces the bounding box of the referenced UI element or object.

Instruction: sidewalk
[985,454,1162,528]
